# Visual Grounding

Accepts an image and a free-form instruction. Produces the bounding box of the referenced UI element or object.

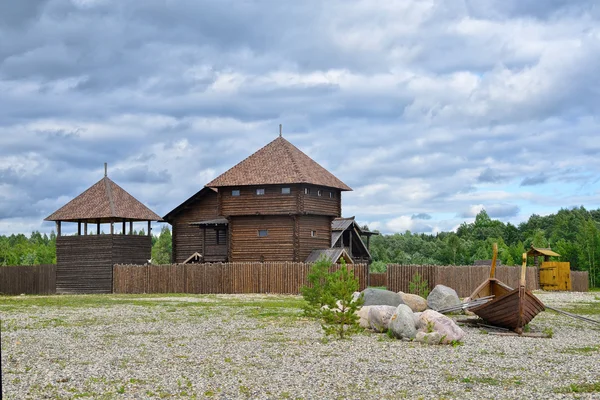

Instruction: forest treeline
[1,207,598,287]
[368,207,599,287]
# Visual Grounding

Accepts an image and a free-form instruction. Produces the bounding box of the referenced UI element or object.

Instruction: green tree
[151,226,172,264]
[319,260,364,339]
[300,257,332,317]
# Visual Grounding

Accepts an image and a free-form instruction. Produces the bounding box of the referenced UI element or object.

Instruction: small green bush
[301,258,364,339]
[408,272,430,298]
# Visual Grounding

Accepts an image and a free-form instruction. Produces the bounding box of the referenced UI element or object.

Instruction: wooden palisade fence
[382,265,588,297]
[0,265,56,295]
[113,262,369,295]
[0,263,590,296]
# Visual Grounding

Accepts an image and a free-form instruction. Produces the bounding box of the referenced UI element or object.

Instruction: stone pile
[355,285,465,345]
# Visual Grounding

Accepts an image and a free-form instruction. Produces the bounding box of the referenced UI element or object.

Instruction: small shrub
[300,257,332,318]
[302,258,364,339]
[543,327,554,338]
[320,260,364,339]
[408,272,430,298]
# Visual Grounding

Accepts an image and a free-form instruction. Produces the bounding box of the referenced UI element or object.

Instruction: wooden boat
[467,244,545,333]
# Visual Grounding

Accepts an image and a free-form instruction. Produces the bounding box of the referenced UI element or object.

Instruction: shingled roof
[45,176,162,223]
[206,136,352,191]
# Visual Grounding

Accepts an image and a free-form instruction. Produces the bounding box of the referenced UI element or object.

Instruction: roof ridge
[281,137,306,183]
[104,177,117,216]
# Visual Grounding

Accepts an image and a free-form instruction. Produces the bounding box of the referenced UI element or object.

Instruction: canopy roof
[305,248,354,264]
[45,176,161,223]
[527,246,561,257]
[206,136,352,191]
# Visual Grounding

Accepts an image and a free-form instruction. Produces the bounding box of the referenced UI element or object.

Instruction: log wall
[113,262,369,294]
[220,185,299,216]
[0,264,56,295]
[229,216,295,262]
[300,186,341,217]
[170,190,219,263]
[297,215,333,261]
[56,235,151,294]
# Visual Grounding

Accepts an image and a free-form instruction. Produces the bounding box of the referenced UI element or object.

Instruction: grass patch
[559,301,600,315]
[560,345,600,354]
[554,382,600,393]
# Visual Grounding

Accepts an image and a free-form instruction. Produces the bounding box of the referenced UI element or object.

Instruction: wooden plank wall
[0,265,56,295]
[57,235,114,294]
[369,273,387,287]
[57,235,151,294]
[571,271,589,292]
[386,265,543,297]
[113,262,368,294]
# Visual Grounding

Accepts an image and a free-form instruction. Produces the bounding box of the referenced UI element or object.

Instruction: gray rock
[389,304,417,339]
[361,288,404,307]
[367,305,397,332]
[415,331,443,345]
[417,309,465,344]
[427,285,461,311]
[398,292,428,312]
[355,306,372,329]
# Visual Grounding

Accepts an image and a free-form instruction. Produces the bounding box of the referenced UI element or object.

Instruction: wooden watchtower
[45,164,161,293]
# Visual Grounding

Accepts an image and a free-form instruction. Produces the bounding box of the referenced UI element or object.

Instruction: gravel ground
[1,291,599,399]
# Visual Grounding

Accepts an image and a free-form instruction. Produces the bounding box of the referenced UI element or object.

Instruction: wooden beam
[147,221,151,236]
[110,223,114,235]
[202,226,206,263]
[56,221,61,237]
[84,222,88,236]
[97,223,100,235]
[130,221,133,235]
[122,220,126,235]
[77,222,81,236]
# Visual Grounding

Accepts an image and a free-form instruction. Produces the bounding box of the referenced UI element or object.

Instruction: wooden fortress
[164,134,375,264]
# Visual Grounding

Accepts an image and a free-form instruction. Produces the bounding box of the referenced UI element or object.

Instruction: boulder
[427,285,461,312]
[398,292,428,312]
[417,309,465,344]
[356,306,372,329]
[367,305,397,332]
[361,288,404,307]
[389,304,417,339]
[415,331,443,345]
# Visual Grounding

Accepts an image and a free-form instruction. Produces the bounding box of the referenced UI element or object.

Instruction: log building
[164,134,378,263]
[45,165,161,293]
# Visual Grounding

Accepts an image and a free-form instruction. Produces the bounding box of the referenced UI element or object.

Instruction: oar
[544,305,600,326]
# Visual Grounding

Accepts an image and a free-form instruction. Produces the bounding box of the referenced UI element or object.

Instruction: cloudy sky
[1,0,599,236]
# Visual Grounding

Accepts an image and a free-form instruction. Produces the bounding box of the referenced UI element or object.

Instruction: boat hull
[469,286,545,331]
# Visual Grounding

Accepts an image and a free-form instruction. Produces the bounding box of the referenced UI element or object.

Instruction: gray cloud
[459,204,520,219]
[1,0,599,235]
[411,213,432,220]
[521,174,549,186]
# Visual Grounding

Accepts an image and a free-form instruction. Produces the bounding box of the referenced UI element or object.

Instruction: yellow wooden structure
[539,261,572,291]
[527,246,572,291]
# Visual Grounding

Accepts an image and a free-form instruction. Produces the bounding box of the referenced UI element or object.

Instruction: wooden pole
[56,221,61,237]
[110,222,114,235]
[490,243,498,279]
[147,221,151,236]
[520,253,527,287]
[130,221,133,235]
[77,222,81,236]
[97,223,100,235]
[202,226,207,262]
[122,220,126,235]
[84,222,88,235]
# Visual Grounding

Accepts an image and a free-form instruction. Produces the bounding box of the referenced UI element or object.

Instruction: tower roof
[45,176,162,223]
[206,136,352,191]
